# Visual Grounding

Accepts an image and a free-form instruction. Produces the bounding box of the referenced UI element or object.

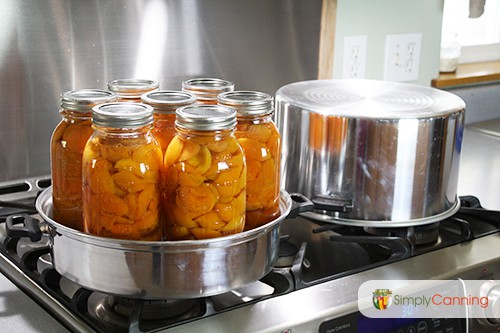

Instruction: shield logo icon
[372,289,392,310]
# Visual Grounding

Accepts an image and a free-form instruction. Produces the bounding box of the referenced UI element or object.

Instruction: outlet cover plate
[384,33,422,82]
[342,35,367,79]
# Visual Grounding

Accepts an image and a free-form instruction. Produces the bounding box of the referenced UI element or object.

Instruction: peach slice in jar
[178,138,201,161]
[238,138,270,162]
[112,170,148,193]
[244,123,273,143]
[176,163,205,187]
[87,158,116,194]
[164,136,183,167]
[186,146,212,175]
[207,139,228,153]
[190,227,223,239]
[175,183,219,215]
[194,211,225,231]
[132,143,162,170]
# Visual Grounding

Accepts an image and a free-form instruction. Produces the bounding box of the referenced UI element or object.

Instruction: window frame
[460,43,500,64]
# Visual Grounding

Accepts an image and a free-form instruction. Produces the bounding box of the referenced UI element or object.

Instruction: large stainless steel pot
[275,79,466,227]
[6,188,310,300]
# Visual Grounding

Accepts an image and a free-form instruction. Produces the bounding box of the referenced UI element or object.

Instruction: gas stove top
[0,176,499,333]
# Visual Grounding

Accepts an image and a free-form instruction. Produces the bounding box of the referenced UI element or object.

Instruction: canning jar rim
[141,90,197,113]
[107,78,159,98]
[182,77,235,101]
[218,90,274,117]
[175,104,237,131]
[92,102,154,128]
[60,89,117,112]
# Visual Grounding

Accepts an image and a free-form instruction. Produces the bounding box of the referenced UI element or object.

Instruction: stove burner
[275,236,299,268]
[89,294,202,331]
[364,222,440,245]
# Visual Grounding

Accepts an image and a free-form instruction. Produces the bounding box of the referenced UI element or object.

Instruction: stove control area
[476,280,500,328]
[319,313,463,333]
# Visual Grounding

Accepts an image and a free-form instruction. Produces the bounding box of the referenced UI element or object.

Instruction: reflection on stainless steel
[35,187,293,299]
[276,79,466,225]
[468,119,500,138]
[458,125,500,211]
[0,0,321,182]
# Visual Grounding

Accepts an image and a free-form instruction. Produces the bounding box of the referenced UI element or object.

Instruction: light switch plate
[383,33,422,82]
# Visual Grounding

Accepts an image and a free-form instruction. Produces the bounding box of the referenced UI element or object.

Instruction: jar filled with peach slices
[182,78,234,105]
[218,91,281,230]
[82,103,163,240]
[163,105,246,240]
[107,78,159,102]
[51,89,117,231]
[141,90,196,154]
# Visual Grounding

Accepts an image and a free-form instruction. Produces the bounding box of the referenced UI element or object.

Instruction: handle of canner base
[5,213,43,242]
[311,193,353,213]
[287,193,315,218]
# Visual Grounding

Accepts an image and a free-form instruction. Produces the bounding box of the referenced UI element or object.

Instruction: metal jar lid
[275,79,466,119]
[60,89,117,112]
[92,103,154,128]
[175,105,237,131]
[107,78,159,98]
[182,78,234,102]
[141,90,197,113]
[218,91,274,117]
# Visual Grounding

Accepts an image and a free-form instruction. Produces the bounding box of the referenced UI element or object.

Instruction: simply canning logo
[372,289,393,310]
[359,280,499,319]
[371,285,488,310]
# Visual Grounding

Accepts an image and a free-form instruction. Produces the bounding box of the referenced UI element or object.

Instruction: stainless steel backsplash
[0,0,321,182]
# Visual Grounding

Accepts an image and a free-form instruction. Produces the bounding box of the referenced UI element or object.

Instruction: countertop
[0,126,499,333]
[0,275,69,332]
[457,123,500,211]
[431,60,500,89]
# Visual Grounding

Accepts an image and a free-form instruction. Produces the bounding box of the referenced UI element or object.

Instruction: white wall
[333,0,445,86]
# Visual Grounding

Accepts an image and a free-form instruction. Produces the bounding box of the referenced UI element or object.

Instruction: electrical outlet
[383,33,422,82]
[342,35,367,79]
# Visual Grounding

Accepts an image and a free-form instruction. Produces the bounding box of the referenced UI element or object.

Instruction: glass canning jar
[163,105,246,240]
[182,78,234,105]
[50,89,117,231]
[141,90,196,154]
[82,103,163,240]
[107,78,159,102]
[218,91,281,230]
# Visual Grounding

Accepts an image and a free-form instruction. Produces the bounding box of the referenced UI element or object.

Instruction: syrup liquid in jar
[182,78,234,105]
[141,90,196,154]
[50,89,117,231]
[218,91,281,230]
[107,78,159,102]
[82,103,163,240]
[163,105,246,240]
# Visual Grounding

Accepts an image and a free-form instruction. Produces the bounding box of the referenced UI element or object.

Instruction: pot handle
[5,213,43,242]
[287,193,315,218]
[312,194,353,213]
